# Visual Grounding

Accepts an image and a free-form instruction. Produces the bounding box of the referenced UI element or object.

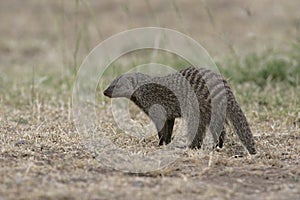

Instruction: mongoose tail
[227,98,257,154]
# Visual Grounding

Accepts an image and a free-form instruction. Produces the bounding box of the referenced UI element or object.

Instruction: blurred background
[1,0,299,77]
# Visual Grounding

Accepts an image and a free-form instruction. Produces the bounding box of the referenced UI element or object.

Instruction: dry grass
[1,1,300,199]
[1,68,299,199]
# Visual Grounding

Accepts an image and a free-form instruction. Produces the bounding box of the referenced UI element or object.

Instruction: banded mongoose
[103,67,256,154]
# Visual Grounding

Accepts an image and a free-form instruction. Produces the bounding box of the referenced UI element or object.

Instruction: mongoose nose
[103,89,112,97]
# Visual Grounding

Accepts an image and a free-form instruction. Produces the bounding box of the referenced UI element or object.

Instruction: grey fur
[104,67,256,154]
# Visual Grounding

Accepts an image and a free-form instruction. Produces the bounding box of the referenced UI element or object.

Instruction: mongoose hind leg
[189,125,226,150]
[188,122,207,149]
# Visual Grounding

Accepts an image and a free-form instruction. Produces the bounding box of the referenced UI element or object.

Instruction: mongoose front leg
[158,126,165,145]
[158,118,175,145]
[218,126,226,148]
[164,119,175,145]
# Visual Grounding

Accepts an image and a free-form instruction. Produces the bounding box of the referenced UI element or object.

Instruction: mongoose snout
[103,88,112,98]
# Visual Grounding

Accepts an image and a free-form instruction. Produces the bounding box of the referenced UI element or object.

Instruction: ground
[0,1,300,200]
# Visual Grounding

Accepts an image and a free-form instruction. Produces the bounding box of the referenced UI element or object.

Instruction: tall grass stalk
[73,0,81,76]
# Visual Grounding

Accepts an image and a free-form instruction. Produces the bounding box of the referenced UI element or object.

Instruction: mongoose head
[103,72,151,98]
